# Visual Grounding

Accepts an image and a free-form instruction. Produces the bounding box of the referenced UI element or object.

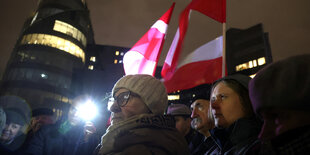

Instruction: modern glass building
[0,0,95,117]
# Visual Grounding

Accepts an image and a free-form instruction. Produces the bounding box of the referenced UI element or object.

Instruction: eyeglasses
[109,91,140,108]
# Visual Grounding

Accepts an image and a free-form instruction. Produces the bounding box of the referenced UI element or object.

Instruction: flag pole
[222,22,226,77]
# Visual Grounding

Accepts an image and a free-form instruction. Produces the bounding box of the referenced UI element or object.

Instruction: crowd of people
[0,54,309,154]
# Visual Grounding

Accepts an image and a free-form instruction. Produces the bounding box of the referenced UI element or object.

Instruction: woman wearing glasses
[206,74,262,154]
[96,74,189,155]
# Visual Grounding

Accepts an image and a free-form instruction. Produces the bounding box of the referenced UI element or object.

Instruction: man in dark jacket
[30,108,55,133]
[190,91,215,155]
[167,104,205,154]
[24,96,100,155]
[249,54,310,154]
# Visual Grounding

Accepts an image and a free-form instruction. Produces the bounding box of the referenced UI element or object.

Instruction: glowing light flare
[77,100,98,121]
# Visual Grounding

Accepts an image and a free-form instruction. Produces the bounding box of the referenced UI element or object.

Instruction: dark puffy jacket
[23,121,100,155]
[206,116,262,155]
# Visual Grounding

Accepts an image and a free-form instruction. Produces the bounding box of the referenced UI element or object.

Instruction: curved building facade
[0,0,94,117]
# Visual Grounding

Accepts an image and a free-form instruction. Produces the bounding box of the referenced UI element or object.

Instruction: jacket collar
[210,116,262,149]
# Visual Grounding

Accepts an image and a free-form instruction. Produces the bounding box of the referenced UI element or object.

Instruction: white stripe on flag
[151,20,168,34]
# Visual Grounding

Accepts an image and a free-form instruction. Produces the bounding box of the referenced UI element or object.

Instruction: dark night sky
[1,0,310,78]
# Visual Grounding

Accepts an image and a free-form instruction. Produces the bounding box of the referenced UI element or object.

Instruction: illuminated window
[90,56,96,62]
[21,33,85,62]
[120,52,124,56]
[248,61,253,68]
[253,60,257,67]
[53,20,87,47]
[115,51,119,56]
[249,74,256,78]
[168,95,180,100]
[114,59,118,64]
[62,97,69,103]
[258,57,266,66]
[236,57,266,72]
[236,63,248,71]
[192,94,196,97]
[88,65,94,70]
[119,60,122,63]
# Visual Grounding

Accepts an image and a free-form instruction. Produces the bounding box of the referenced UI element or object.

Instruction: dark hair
[212,79,254,117]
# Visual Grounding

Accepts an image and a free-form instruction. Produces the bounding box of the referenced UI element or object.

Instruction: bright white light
[41,73,47,79]
[77,100,98,121]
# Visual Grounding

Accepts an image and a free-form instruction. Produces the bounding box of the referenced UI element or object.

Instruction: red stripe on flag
[189,0,226,23]
[164,57,222,93]
[161,0,226,80]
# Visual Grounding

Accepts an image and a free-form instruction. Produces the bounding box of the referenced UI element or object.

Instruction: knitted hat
[167,104,191,116]
[112,74,168,115]
[249,54,310,113]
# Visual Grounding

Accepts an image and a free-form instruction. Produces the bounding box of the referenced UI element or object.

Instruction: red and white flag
[161,0,226,80]
[164,36,223,93]
[123,3,175,76]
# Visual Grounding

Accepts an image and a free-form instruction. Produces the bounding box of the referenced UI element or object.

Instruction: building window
[253,60,257,67]
[258,57,266,66]
[235,57,266,72]
[88,65,94,70]
[114,59,118,64]
[168,95,180,100]
[53,20,87,47]
[90,56,96,62]
[119,60,122,63]
[21,33,85,62]
[61,96,69,103]
[120,52,124,56]
[115,51,119,56]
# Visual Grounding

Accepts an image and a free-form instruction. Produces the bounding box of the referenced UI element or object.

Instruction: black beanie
[213,74,251,90]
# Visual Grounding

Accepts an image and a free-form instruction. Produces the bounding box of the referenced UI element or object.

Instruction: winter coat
[249,125,310,154]
[96,114,190,155]
[185,128,206,155]
[206,116,262,155]
[23,120,100,155]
